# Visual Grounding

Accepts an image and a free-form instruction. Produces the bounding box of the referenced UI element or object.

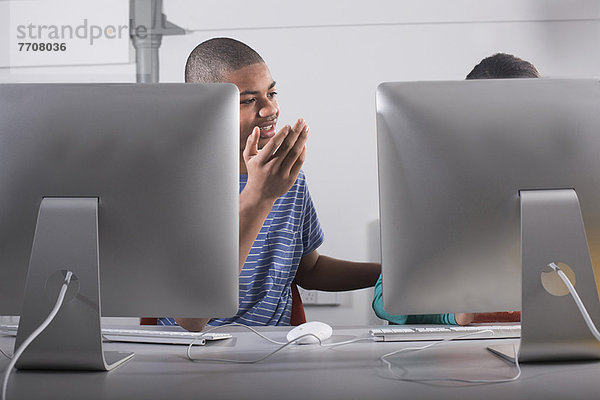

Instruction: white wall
[2,0,600,326]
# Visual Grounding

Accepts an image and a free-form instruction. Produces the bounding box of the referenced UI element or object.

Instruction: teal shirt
[372,275,457,325]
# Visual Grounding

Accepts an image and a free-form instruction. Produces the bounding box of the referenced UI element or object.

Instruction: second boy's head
[466,53,540,80]
[185,38,279,154]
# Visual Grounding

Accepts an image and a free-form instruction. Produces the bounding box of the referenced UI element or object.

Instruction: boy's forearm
[297,255,381,291]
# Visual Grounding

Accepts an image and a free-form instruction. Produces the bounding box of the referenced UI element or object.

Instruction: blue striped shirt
[159,170,324,327]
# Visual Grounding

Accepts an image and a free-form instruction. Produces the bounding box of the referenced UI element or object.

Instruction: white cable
[187,331,326,364]
[186,325,508,369]
[1,271,73,400]
[186,322,372,364]
[190,322,289,345]
[547,262,600,341]
[220,323,288,345]
[320,338,373,348]
[188,325,522,381]
[380,330,522,384]
[186,322,286,364]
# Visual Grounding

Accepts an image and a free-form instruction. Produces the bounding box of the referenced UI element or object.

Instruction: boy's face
[223,62,279,153]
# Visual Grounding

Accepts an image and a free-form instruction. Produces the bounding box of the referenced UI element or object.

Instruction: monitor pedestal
[14,197,133,371]
[489,189,600,362]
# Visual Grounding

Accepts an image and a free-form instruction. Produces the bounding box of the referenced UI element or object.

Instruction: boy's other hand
[455,311,521,326]
[454,313,476,326]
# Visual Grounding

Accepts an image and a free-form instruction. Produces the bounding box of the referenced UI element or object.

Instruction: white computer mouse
[286,321,333,344]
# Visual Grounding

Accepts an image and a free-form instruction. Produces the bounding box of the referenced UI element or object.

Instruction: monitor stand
[488,189,600,362]
[14,197,133,370]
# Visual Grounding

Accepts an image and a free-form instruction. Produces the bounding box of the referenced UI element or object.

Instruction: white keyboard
[0,325,232,345]
[369,324,521,342]
[102,328,233,345]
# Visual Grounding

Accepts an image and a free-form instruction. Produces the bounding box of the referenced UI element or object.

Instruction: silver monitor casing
[0,84,240,369]
[377,79,600,361]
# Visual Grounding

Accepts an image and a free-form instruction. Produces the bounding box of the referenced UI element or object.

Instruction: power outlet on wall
[299,288,318,304]
[297,287,340,306]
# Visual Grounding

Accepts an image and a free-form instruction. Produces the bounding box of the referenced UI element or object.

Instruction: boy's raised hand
[243,118,309,202]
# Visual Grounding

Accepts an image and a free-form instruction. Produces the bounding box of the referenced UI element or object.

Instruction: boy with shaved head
[164,38,381,331]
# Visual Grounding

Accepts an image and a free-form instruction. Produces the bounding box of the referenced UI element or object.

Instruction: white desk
[1,325,599,400]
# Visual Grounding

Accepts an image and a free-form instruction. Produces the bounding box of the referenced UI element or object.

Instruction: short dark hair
[184,37,265,83]
[466,53,540,80]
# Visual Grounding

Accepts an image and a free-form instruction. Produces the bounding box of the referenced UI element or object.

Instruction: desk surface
[1,325,599,400]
